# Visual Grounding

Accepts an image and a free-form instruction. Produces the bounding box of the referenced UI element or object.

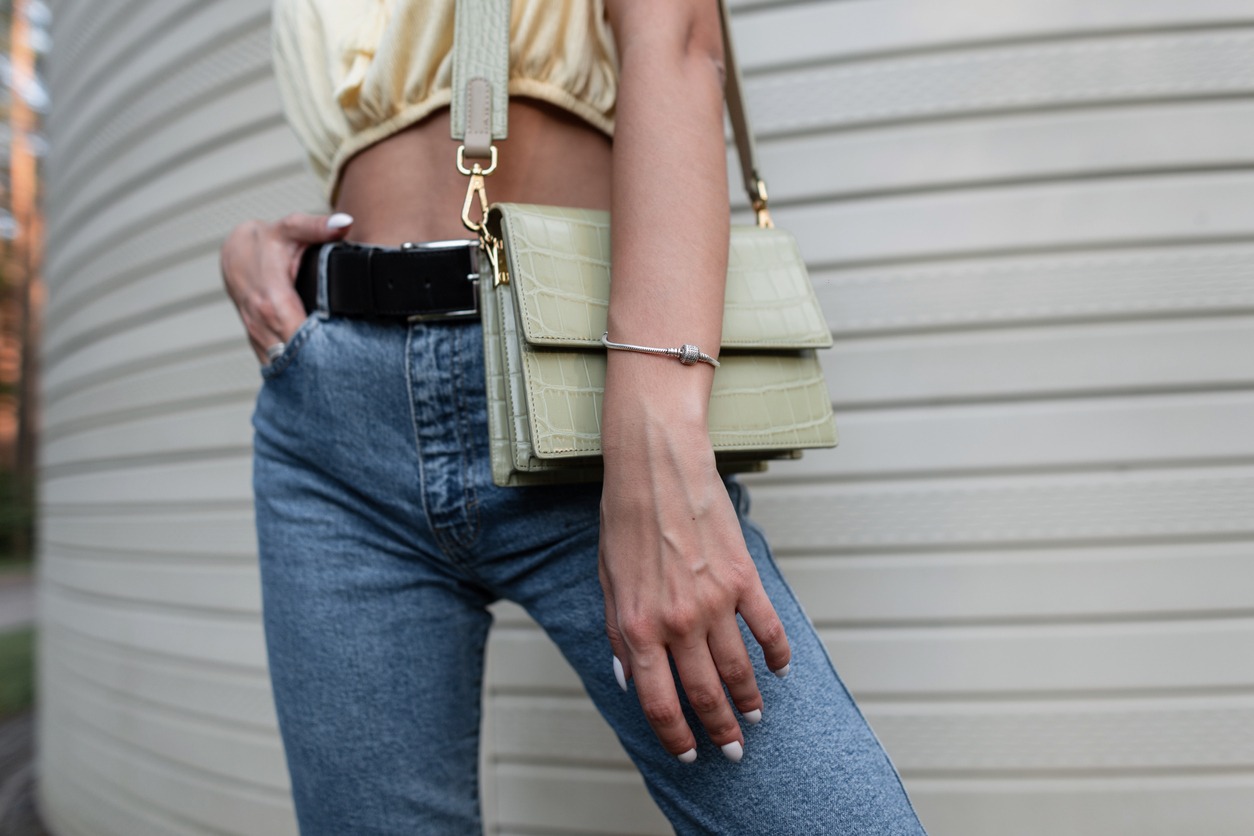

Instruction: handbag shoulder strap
[716,0,773,227]
[451,0,510,159]
[451,0,774,228]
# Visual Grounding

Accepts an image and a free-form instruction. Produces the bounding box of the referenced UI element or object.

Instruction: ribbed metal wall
[37,1,1254,834]
[39,0,309,833]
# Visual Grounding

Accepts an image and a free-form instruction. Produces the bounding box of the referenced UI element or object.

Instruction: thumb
[274,211,354,244]
[599,554,632,691]
[603,590,632,692]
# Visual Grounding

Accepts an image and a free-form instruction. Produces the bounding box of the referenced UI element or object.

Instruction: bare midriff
[333,97,613,247]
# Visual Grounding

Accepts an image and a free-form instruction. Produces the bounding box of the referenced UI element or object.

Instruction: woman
[220,0,927,833]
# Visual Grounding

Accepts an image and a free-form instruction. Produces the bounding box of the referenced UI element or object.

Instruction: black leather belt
[295,239,481,321]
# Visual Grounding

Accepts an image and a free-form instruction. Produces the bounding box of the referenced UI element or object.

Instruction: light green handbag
[452,0,838,486]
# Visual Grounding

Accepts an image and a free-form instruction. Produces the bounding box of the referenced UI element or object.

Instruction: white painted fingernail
[772,663,791,679]
[721,741,744,763]
[326,212,354,229]
[612,655,627,692]
[678,748,697,763]
[743,708,762,725]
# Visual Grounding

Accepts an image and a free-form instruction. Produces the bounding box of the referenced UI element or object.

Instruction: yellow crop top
[271,0,620,205]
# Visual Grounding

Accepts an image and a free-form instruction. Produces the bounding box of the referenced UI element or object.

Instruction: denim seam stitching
[449,326,482,550]
[405,323,443,564]
[404,323,491,582]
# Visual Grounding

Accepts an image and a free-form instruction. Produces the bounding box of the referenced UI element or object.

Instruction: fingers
[274,211,354,244]
[222,213,355,365]
[596,484,789,764]
[618,613,761,763]
[707,619,763,725]
[260,213,352,346]
[672,638,745,763]
[267,280,309,341]
[245,266,308,361]
[738,580,791,678]
[629,646,698,762]
[599,562,632,690]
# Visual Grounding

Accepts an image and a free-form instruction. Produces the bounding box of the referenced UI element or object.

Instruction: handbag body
[452,0,838,486]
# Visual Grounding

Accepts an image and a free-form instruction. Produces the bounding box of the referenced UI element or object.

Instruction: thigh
[252,319,494,836]
[504,478,927,836]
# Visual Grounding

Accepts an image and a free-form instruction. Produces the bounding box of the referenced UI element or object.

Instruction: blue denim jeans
[251,297,926,834]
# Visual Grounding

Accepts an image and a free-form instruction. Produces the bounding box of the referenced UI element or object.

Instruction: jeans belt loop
[315,243,333,318]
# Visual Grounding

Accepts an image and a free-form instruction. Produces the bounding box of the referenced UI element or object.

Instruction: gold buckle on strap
[752,177,775,229]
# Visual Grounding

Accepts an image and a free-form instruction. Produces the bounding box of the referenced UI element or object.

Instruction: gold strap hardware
[458,144,498,233]
[482,227,509,287]
[752,177,774,229]
[457,145,509,285]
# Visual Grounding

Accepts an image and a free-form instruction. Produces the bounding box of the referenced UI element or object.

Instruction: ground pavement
[0,571,49,836]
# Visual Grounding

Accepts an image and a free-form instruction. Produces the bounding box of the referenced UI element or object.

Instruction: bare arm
[600,0,791,763]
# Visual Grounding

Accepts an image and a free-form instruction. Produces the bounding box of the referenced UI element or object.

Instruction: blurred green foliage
[0,467,32,566]
[0,626,34,720]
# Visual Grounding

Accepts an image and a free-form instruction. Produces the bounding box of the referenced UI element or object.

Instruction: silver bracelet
[600,331,720,368]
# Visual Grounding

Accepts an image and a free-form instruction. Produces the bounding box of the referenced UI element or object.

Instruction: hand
[219,212,354,364]
[598,424,791,763]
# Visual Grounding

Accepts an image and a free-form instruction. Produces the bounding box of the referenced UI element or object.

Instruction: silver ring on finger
[265,341,286,364]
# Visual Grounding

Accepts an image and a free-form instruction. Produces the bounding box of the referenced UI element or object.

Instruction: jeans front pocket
[260,314,323,382]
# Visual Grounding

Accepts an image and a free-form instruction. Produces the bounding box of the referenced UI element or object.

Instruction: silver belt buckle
[400,239,480,322]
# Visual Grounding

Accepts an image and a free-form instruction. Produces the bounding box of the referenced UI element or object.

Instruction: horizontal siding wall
[39,1,311,834]
[489,0,1254,833]
[38,1,1254,835]
[742,2,1252,835]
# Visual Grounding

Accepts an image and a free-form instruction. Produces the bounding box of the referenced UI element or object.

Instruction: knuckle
[640,700,681,729]
[242,218,269,245]
[604,620,623,644]
[231,218,258,239]
[720,661,753,688]
[662,608,698,636]
[253,296,278,326]
[265,219,292,245]
[619,615,655,647]
[604,622,627,653]
[686,688,723,715]
[758,618,787,649]
[725,560,756,594]
[703,716,741,742]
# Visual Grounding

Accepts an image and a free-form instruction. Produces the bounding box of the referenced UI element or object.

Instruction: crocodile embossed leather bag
[453,0,838,486]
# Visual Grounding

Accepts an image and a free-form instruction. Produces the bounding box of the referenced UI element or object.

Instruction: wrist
[603,350,709,426]
[601,398,713,473]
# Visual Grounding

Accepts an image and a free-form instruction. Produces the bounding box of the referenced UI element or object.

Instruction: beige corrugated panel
[39,1,310,834]
[37,1,1254,834]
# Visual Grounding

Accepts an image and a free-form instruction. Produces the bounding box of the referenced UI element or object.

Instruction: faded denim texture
[251,300,926,835]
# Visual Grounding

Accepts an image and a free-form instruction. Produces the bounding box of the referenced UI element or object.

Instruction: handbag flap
[492,203,834,349]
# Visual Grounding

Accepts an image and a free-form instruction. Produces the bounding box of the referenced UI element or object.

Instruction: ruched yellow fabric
[271,0,620,205]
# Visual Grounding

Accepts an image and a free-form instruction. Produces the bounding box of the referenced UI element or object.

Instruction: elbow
[681,5,726,90]
[608,0,726,87]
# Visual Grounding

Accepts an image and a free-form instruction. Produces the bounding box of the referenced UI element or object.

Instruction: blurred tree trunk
[10,0,42,561]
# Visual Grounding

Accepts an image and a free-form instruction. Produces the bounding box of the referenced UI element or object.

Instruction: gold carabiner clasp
[461,171,489,233]
[457,144,498,233]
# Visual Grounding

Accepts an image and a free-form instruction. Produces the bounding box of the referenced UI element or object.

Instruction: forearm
[603,26,729,461]
[594,4,791,762]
